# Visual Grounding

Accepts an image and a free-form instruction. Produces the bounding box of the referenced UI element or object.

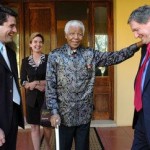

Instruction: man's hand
[34,85,45,92]
[0,128,5,146]
[29,81,38,90]
[136,41,143,47]
[50,114,61,128]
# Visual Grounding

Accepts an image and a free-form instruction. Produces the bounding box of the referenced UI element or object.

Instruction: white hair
[64,20,85,35]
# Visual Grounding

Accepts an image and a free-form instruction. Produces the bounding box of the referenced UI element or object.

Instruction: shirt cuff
[51,109,58,115]
[22,81,28,86]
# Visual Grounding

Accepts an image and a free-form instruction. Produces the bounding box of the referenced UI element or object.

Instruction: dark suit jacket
[20,54,48,108]
[132,44,150,142]
[0,45,24,137]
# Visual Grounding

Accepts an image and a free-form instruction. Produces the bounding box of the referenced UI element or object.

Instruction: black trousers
[131,110,150,150]
[0,103,18,150]
[59,122,91,150]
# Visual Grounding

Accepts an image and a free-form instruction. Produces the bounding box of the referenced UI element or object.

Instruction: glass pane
[95,35,108,52]
[56,2,88,47]
[94,6,108,77]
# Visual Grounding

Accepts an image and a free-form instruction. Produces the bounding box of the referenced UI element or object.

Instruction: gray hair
[64,20,85,35]
[128,5,150,24]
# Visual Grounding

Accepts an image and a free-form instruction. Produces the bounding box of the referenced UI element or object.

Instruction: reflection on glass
[94,6,108,76]
[95,35,108,52]
[98,67,106,76]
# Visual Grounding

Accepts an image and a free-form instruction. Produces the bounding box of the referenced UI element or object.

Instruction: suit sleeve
[20,58,28,85]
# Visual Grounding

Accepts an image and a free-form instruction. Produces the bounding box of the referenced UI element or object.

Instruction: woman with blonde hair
[20,32,51,150]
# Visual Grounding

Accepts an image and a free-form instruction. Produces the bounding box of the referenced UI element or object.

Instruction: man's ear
[65,34,67,39]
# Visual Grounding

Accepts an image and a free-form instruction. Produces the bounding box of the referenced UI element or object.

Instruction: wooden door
[55,1,114,120]
[2,1,114,120]
[91,2,114,120]
[22,2,57,116]
[1,2,27,115]
[24,2,56,56]
[24,1,114,120]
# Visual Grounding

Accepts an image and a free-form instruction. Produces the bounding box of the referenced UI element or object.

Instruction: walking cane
[55,123,60,150]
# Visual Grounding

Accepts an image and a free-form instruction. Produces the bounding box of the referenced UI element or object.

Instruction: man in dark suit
[0,5,24,150]
[128,5,150,150]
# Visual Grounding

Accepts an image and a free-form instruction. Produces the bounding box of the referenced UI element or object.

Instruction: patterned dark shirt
[45,44,139,126]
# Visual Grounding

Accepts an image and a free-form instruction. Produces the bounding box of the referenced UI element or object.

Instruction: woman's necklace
[32,54,41,66]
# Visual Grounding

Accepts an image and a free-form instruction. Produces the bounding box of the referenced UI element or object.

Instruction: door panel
[24,2,56,56]
[23,2,56,116]
[22,1,114,120]
[93,77,112,119]
[1,2,27,116]
[91,3,114,120]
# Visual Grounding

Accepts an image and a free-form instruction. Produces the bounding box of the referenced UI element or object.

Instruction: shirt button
[10,89,12,93]
[10,76,12,79]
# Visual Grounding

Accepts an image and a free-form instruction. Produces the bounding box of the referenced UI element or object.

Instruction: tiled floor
[16,126,134,150]
[17,128,34,150]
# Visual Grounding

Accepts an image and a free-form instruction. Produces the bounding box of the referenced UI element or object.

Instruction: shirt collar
[0,42,5,52]
[70,49,77,55]
[66,44,79,56]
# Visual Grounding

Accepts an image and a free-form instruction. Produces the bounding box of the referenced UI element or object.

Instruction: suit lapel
[143,60,150,90]
[143,45,150,90]
[7,47,17,79]
[0,52,11,71]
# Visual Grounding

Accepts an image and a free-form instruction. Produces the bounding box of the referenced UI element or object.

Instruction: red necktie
[134,44,150,111]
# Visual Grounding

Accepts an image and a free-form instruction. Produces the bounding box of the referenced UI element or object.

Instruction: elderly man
[45,20,142,150]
